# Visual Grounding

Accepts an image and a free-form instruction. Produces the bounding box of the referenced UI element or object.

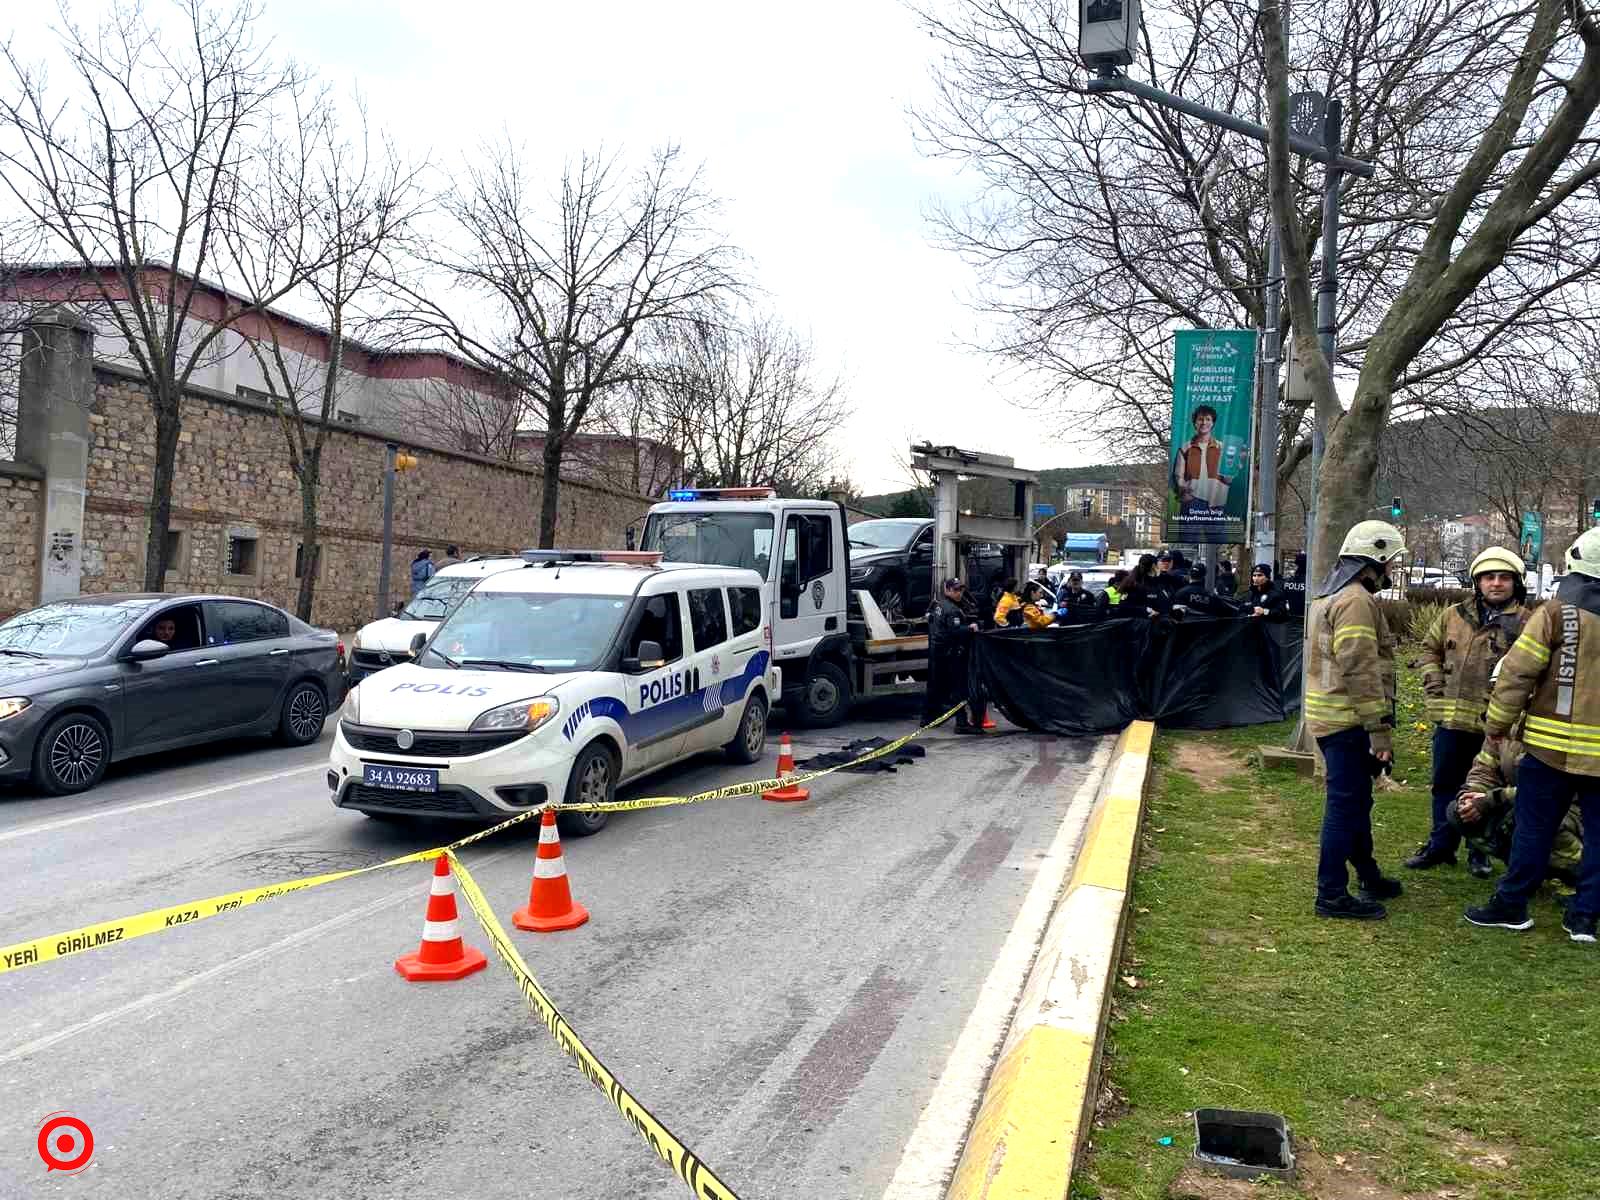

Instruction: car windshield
[400,576,480,620]
[642,511,775,573]
[848,520,924,550]
[0,599,152,656]
[425,591,630,671]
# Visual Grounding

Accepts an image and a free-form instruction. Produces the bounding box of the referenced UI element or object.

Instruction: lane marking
[0,763,325,845]
[0,843,520,1065]
[879,739,1112,1200]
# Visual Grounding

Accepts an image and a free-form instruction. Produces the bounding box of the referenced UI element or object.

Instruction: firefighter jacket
[1017,602,1053,630]
[1459,732,1583,874]
[1485,576,1600,777]
[1305,580,1396,754]
[1419,597,1527,731]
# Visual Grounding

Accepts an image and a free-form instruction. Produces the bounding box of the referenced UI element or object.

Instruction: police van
[346,556,530,684]
[328,551,779,835]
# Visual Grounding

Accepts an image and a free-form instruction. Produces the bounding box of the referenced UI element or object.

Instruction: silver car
[0,593,345,794]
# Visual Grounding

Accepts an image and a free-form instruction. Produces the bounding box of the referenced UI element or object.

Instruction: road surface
[0,699,1109,1200]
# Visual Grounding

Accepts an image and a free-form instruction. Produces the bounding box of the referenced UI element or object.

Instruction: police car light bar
[666,487,777,501]
[520,549,663,566]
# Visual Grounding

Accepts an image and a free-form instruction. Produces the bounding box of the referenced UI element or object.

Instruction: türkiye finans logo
[37,1111,94,1174]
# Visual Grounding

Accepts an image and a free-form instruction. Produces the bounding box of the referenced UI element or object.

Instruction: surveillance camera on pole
[1078,0,1140,72]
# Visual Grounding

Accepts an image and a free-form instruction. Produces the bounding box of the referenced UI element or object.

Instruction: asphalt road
[0,698,1110,1200]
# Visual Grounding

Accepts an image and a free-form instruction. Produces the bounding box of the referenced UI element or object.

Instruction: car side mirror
[625,524,637,551]
[622,639,665,673]
[409,632,428,655]
[128,639,170,661]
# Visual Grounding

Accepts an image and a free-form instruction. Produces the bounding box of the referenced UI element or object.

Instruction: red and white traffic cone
[762,732,810,803]
[512,809,590,932]
[394,856,488,982]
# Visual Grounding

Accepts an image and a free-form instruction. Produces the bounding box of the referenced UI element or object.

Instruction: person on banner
[1449,693,1583,890]
[1172,405,1240,516]
[1406,547,1528,878]
[925,577,983,734]
[1305,520,1408,920]
[1054,571,1099,623]
[1465,528,1600,942]
[1246,563,1290,619]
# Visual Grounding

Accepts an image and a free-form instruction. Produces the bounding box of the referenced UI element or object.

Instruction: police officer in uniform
[1466,528,1600,941]
[1407,547,1528,877]
[1304,521,1408,919]
[925,577,981,733]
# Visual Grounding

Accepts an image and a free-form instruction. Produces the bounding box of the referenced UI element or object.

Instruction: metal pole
[1305,99,1343,577]
[376,442,396,621]
[1254,232,1283,572]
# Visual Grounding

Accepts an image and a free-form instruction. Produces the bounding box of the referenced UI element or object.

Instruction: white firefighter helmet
[1566,527,1600,580]
[1469,546,1525,580]
[1337,520,1407,565]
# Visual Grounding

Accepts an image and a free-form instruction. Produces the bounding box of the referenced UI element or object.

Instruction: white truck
[637,461,1039,726]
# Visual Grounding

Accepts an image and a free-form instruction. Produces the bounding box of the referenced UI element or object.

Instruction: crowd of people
[1305,519,1597,944]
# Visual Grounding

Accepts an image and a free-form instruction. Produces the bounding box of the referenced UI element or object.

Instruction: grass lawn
[1076,652,1600,1200]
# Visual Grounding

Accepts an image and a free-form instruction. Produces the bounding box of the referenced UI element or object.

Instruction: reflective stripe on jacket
[1484,589,1600,777]
[1461,734,1584,871]
[1304,581,1396,754]
[1419,599,1526,731]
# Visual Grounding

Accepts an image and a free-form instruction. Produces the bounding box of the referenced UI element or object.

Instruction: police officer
[1407,547,1528,877]
[1466,528,1600,942]
[925,577,981,733]
[1305,521,1408,919]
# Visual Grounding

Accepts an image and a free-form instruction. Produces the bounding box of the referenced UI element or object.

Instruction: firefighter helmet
[1566,527,1600,580]
[1469,546,1524,580]
[1337,520,1407,565]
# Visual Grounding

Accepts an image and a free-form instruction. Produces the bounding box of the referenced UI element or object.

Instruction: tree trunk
[1313,379,1392,582]
[142,390,183,591]
[296,449,322,621]
[538,435,563,548]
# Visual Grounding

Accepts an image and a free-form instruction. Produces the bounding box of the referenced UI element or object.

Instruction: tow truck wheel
[792,661,850,728]
[558,742,614,837]
[725,695,768,764]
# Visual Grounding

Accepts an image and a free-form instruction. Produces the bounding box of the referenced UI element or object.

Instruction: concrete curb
[945,720,1155,1200]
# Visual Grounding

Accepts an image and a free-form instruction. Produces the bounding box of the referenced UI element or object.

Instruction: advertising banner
[1520,511,1544,567]
[1165,329,1257,545]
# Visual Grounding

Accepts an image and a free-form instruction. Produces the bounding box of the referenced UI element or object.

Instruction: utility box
[1191,1108,1295,1182]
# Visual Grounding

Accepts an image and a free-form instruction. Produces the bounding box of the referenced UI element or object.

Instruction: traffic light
[1391,496,1404,521]
[1592,496,1600,525]
[394,450,419,473]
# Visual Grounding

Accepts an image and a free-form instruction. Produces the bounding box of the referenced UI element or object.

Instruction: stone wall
[2,362,652,629]
[0,465,42,614]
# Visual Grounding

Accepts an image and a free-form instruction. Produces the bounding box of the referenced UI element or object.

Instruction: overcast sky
[10,0,1090,493]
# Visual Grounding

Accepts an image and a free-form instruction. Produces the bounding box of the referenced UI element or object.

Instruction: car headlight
[470,696,560,733]
[0,697,30,720]
[848,565,876,582]
[342,685,361,724]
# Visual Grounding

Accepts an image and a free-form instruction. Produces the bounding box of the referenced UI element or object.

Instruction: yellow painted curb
[945,1026,1097,1200]
[947,720,1155,1200]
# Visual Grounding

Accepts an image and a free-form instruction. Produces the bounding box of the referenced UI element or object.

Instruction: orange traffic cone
[512,809,590,932]
[394,856,488,982]
[762,732,810,803]
[980,712,997,731]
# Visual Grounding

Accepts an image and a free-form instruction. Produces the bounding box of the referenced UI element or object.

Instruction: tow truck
[636,445,1039,725]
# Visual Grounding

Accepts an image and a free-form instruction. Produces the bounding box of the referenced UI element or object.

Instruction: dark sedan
[0,593,345,794]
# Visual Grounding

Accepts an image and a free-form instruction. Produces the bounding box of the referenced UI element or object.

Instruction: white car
[347,557,529,684]
[328,554,780,836]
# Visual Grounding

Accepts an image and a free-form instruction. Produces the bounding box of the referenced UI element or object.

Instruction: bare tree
[232,96,425,618]
[0,0,314,588]
[375,372,524,460]
[398,143,743,546]
[606,313,849,497]
[919,0,1600,574]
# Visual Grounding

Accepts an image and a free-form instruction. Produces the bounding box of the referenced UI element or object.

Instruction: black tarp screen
[975,617,1304,736]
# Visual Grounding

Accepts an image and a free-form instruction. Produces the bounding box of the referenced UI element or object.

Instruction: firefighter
[1305,520,1408,920]
[1406,547,1528,877]
[1465,528,1600,942]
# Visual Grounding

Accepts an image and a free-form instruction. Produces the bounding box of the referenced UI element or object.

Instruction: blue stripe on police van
[561,651,768,744]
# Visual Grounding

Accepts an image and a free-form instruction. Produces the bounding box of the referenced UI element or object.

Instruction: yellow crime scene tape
[448,850,744,1200]
[0,704,965,976]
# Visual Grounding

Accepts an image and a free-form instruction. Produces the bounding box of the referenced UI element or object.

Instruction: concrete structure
[0,311,652,630]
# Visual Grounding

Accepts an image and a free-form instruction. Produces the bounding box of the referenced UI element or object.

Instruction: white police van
[347,556,529,684]
[328,551,779,835]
